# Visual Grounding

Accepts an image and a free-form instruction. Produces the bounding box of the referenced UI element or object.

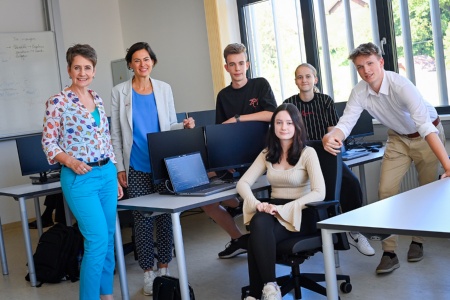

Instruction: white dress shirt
[336,70,438,138]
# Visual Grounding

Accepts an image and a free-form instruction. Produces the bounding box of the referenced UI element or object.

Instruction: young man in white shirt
[322,42,450,274]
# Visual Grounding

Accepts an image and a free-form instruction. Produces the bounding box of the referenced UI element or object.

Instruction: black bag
[153,275,195,300]
[25,223,83,286]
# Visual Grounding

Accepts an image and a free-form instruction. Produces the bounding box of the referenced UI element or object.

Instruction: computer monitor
[187,109,216,127]
[16,133,61,182]
[176,112,186,123]
[334,101,374,141]
[205,121,269,172]
[147,127,207,184]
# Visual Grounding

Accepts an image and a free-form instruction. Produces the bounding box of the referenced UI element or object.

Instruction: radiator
[399,164,419,193]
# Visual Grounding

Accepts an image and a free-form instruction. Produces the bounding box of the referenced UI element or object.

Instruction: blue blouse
[130,90,160,173]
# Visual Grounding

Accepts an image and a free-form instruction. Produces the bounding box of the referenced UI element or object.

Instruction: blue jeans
[60,161,118,299]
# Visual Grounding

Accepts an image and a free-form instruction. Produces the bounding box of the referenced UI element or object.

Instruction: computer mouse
[369,147,379,152]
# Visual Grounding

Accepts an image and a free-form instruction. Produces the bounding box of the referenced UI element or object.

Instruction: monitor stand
[30,172,60,185]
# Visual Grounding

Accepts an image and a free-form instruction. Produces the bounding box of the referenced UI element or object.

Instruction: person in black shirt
[203,43,277,259]
[284,63,375,256]
[216,77,277,124]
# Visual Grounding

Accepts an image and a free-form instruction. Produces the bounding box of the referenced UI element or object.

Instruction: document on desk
[342,149,370,161]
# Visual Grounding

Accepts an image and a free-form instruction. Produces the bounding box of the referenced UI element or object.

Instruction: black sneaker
[226,201,243,218]
[218,238,247,259]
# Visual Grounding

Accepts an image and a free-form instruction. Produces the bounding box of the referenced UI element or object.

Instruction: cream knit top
[236,146,326,232]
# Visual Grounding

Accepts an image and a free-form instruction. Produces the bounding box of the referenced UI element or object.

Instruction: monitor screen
[334,101,374,139]
[187,109,216,127]
[147,127,207,184]
[176,112,186,123]
[205,121,269,172]
[16,133,61,177]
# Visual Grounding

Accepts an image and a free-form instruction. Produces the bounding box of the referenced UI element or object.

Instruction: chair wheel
[340,282,352,293]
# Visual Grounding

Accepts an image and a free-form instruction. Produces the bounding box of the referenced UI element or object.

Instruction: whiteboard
[0,31,61,140]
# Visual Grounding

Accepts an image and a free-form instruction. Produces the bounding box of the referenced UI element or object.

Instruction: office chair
[241,140,352,300]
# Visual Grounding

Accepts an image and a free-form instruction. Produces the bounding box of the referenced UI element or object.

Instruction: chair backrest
[307,140,349,250]
[306,140,342,201]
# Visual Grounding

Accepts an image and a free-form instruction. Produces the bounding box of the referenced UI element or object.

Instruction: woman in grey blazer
[110,42,194,296]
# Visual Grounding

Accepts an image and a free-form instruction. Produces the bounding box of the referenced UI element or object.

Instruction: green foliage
[393,0,450,59]
[444,21,450,67]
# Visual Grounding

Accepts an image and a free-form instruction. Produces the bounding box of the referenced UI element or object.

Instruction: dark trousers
[247,212,308,298]
[339,163,363,213]
[43,193,66,223]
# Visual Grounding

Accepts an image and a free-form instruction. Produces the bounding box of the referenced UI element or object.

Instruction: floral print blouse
[42,88,116,165]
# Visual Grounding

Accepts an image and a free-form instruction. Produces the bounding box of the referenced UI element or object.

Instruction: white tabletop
[0,181,61,199]
[318,177,450,238]
[117,177,270,213]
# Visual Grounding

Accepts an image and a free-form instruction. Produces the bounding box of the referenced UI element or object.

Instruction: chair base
[278,272,350,299]
[241,272,351,300]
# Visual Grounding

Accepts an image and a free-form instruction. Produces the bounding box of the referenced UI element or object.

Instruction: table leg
[171,212,190,300]
[358,165,367,205]
[322,229,339,300]
[19,196,37,286]
[0,216,9,275]
[114,213,129,300]
[33,197,43,237]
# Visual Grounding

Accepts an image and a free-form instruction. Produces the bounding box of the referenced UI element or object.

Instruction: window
[238,0,307,103]
[392,0,450,106]
[238,0,449,107]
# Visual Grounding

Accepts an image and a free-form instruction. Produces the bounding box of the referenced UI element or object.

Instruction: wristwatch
[234,114,240,122]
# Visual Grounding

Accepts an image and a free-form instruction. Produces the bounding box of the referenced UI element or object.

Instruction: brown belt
[405,116,440,138]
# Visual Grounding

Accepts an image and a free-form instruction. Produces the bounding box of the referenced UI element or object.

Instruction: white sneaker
[158,267,170,276]
[262,282,282,300]
[245,296,258,300]
[143,270,157,296]
[347,232,375,256]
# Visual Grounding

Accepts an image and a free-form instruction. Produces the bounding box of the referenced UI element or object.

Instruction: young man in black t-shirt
[203,43,277,259]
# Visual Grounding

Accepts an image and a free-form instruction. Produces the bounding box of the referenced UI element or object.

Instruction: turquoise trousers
[60,160,118,299]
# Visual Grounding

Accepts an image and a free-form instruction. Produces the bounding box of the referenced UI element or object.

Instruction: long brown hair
[265,103,307,166]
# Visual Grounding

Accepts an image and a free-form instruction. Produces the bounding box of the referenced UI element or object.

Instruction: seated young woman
[236,103,326,300]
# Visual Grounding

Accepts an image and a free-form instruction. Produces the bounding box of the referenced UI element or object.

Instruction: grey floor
[1,210,450,299]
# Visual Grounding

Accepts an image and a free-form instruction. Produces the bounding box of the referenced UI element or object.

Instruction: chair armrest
[305,200,340,222]
[305,200,339,209]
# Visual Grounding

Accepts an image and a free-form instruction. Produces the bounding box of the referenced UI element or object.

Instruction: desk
[0,181,63,285]
[344,147,384,205]
[116,177,270,300]
[317,178,450,300]
[0,182,129,298]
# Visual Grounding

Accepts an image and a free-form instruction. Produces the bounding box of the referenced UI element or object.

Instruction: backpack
[153,275,195,300]
[25,223,83,286]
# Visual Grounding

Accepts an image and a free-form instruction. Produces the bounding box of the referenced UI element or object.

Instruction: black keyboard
[188,182,235,193]
[359,141,383,148]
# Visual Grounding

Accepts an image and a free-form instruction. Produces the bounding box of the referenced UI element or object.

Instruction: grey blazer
[110,77,183,177]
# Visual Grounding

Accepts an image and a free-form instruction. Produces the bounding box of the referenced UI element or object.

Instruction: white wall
[0,0,231,224]
[56,0,125,115]
[0,0,126,224]
[0,0,51,224]
[117,0,215,112]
